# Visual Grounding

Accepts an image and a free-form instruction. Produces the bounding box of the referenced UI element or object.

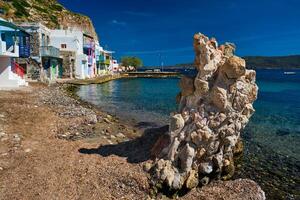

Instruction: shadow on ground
[134,121,161,129]
[78,125,169,163]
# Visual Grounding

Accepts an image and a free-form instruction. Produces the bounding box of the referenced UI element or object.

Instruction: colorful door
[50,59,57,80]
[59,62,63,78]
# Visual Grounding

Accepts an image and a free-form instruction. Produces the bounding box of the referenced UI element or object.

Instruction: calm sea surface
[77,69,300,199]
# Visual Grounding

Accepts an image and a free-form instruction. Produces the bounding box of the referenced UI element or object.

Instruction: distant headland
[144,55,300,70]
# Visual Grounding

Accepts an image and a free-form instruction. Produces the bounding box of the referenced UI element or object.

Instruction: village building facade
[50,29,89,79]
[0,18,30,88]
[17,22,62,82]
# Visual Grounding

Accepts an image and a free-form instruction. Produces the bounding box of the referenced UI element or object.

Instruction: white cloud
[110,19,127,26]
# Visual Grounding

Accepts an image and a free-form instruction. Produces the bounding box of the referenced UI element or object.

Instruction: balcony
[0,41,19,57]
[83,43,94,49]
[40,46,60,58]
[98,55,105,62]
[104,59,110,65]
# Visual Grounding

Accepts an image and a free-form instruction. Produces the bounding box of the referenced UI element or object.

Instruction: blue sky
[58,0,300,66]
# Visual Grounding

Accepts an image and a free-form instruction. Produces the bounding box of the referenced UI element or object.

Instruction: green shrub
[50,15,58,26]
[34,0,44,4]
[32,5,48,13]
[14,0,30,8]
[12,0,30,17]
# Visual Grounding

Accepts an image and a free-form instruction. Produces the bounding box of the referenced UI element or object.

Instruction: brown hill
[0,0,98,39]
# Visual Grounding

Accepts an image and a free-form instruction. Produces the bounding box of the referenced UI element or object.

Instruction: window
[1,33,6,41]
[46,36,50,46]
[61,44,67,49]
[41,33,45,46]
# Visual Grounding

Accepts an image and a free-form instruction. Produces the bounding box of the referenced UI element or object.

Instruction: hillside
[244,55,300,69]
[151,55,300,69]
[0,0,98,39]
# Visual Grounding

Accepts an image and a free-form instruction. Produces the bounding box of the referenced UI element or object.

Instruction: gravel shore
[0,83,265,200]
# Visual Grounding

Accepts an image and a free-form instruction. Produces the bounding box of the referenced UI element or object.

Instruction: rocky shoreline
[0,83,265,199]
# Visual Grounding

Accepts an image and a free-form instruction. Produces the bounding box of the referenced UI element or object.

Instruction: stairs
[10,62,28,87]
[9,71,28,86]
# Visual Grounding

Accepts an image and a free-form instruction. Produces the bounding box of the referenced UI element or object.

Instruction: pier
[121,71,180,78]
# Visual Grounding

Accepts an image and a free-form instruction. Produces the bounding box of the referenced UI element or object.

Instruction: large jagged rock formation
[150,33,258,191]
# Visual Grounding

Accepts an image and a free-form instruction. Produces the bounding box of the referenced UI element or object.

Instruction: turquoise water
[77,69,300,199]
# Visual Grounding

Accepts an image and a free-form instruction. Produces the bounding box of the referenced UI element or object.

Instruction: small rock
[200,176,210,186]
[1,137,8,142]
[143,162,152,172]
[103,118,111,123]
[110,135,116,139]
[107,140,113,144]
[24,148,32,153]
[0,132,6,138]
[0,167,3,171]
[0,114,4,118]
[13,137,21,142]
[199,162,213,174]
[116,133,125,138]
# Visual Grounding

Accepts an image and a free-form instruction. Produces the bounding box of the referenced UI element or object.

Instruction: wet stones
[150,33,258,191]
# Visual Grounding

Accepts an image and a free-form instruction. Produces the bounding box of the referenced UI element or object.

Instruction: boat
[284,72,296,75]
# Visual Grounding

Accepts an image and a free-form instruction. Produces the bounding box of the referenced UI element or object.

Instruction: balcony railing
[83,43,95,49]
[40,46,60,58]
[0,41,19,57]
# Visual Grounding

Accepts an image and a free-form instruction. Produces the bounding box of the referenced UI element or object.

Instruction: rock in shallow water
[150,33,259,192]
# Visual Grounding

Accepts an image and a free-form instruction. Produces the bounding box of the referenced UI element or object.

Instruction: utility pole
[159,53,164,72]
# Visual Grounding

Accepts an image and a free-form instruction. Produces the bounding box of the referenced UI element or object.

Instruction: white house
[50,29,96,79]
[0,18,28,89]
[17,22,62,82]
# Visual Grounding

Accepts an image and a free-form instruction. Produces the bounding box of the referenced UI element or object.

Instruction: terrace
[40,46,60,58]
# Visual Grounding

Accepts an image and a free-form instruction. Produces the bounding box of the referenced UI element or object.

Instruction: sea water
[77,69,300,199]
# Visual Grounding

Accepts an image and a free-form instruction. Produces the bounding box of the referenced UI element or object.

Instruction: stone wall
[30,32,40,57]
[60,51,75,78]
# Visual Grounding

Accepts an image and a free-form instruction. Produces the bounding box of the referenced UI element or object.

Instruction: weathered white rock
[150,33,258,191]
[0,132,6,138]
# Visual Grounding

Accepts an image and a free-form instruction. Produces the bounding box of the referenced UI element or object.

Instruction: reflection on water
[78,78,180,126]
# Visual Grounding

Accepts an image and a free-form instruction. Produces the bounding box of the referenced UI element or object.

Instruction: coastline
[59,72,181,86]
[70,76,300,200]
[0,83,266,199]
